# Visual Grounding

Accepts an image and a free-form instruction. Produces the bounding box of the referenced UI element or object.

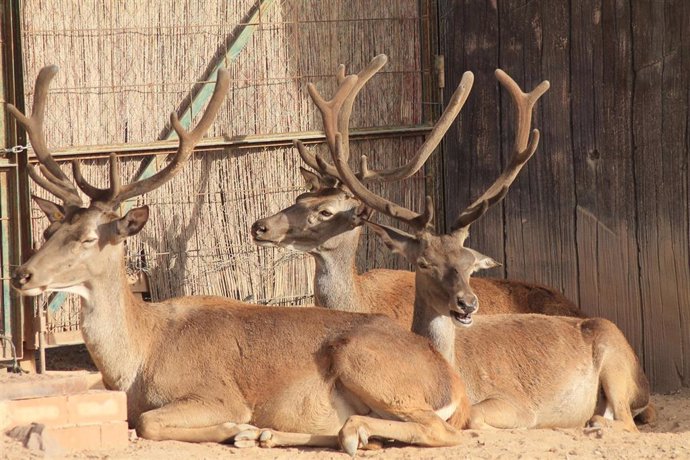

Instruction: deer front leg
[233,429,341,449]
[338,410,464,456]
[136,399,255,443]
[234,428,385,450]
[467,398,535,429]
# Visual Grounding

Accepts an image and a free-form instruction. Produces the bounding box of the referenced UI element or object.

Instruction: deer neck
[78,244,152,392]
[310,226,363,312]
[411,273,456,364]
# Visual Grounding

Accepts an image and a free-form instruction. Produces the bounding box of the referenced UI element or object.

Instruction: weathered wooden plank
[439,0,505,278]
[499,0,578,302]
[570,0,643,358]
[631,0,689,392]
[683,0,690,388]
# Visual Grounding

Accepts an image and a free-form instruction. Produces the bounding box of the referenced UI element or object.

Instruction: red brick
[8,421,129,452]
[0,390,127,431]
[66,391,127,425]
[0,395,70,430]
[0,372,91,401]
[99,420,130,449]
[44,423,102,451]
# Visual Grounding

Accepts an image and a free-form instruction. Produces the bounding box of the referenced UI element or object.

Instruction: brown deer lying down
[10,66,472,456]
[247,56,653,443]
[251,58,582,322]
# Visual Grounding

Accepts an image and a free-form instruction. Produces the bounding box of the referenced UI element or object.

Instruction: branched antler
[450,70,550,242]
[7,66,84,207]
[296,54,473,185]
[329,69,549,239]
[332,133,435,232]
[9,66,230,210]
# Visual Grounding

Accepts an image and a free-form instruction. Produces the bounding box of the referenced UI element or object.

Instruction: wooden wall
[439,0,689,392]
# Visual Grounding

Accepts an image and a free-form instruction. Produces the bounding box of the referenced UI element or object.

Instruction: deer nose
[12,267,33,288]
[251,220,268,237]
[456,296,478,314]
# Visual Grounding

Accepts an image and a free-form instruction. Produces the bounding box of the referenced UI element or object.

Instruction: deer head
[327,69,550,327]
[251,54,474,252]
[11,66,230,298]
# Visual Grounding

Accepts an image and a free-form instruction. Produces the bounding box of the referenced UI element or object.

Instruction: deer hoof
[235,428,275,448]
[340,434,359,458]
[258,429,276,447]
[357,426,370,447]
[339,417,371,457]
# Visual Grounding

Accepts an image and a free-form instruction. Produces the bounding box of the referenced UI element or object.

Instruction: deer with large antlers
[309,56,653,431]
[10,66,475,455]
[252,55,582,323]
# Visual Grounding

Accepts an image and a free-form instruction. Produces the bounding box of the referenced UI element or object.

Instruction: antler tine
[336,54,388,164]
[450,70,550,239]
[104,69,230,208]
[296,55,388,179]
[71,161,105,200]
[296,72,358,177]
[359,71,475,182]
[293,139,340,178]
[332,133,434,232]
[26,164,80,205]
[7,65,84,207]
[70,152,122,202]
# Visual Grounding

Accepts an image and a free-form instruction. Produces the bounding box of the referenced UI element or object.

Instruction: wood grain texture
[499,0,579,302]
[631,0,690,392]
[439,0,505,279]
[570,0,643,359]
[440,0,690,391]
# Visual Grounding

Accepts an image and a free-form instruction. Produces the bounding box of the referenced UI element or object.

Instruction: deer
[9,65,474,456]
[314,57,654,433]
[251,54,583,326]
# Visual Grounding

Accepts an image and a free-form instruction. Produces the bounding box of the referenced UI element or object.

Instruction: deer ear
[352,204,374,227]
[300,167,324,191]
[467,248,501,271]
[32,195,65,223]
[365,220,421,262]
[116,206,150,237]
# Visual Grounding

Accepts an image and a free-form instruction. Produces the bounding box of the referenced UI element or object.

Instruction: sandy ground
[2,346,690,459]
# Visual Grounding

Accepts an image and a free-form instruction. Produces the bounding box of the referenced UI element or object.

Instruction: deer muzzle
[11,266,46,296]
[450,294,478,327]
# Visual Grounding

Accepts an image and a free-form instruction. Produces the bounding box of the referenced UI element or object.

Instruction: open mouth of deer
[450,310,473,327]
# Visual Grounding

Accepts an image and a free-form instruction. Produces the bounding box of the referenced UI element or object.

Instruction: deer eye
[81,237,98,246]
[319,210,333,218]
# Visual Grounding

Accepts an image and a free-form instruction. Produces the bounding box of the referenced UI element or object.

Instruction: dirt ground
[2,346,690,459]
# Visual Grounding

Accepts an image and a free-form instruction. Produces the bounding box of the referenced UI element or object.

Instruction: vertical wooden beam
[500,0,578,302]
[570,0,644,359]
[419,0,445,232]
[0,0,30,362]
[439,0,505,279]
[631,0,690,392]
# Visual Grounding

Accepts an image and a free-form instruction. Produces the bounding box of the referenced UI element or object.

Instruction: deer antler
[358,71,474,182]
[9,66,230,210]
[6,66,85,207]
[71,69,231,208]
[330,69,548,237]
[294,55,385,178]
[450,70,550,242]
[331,132,435,232]
[297,55,473,185]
